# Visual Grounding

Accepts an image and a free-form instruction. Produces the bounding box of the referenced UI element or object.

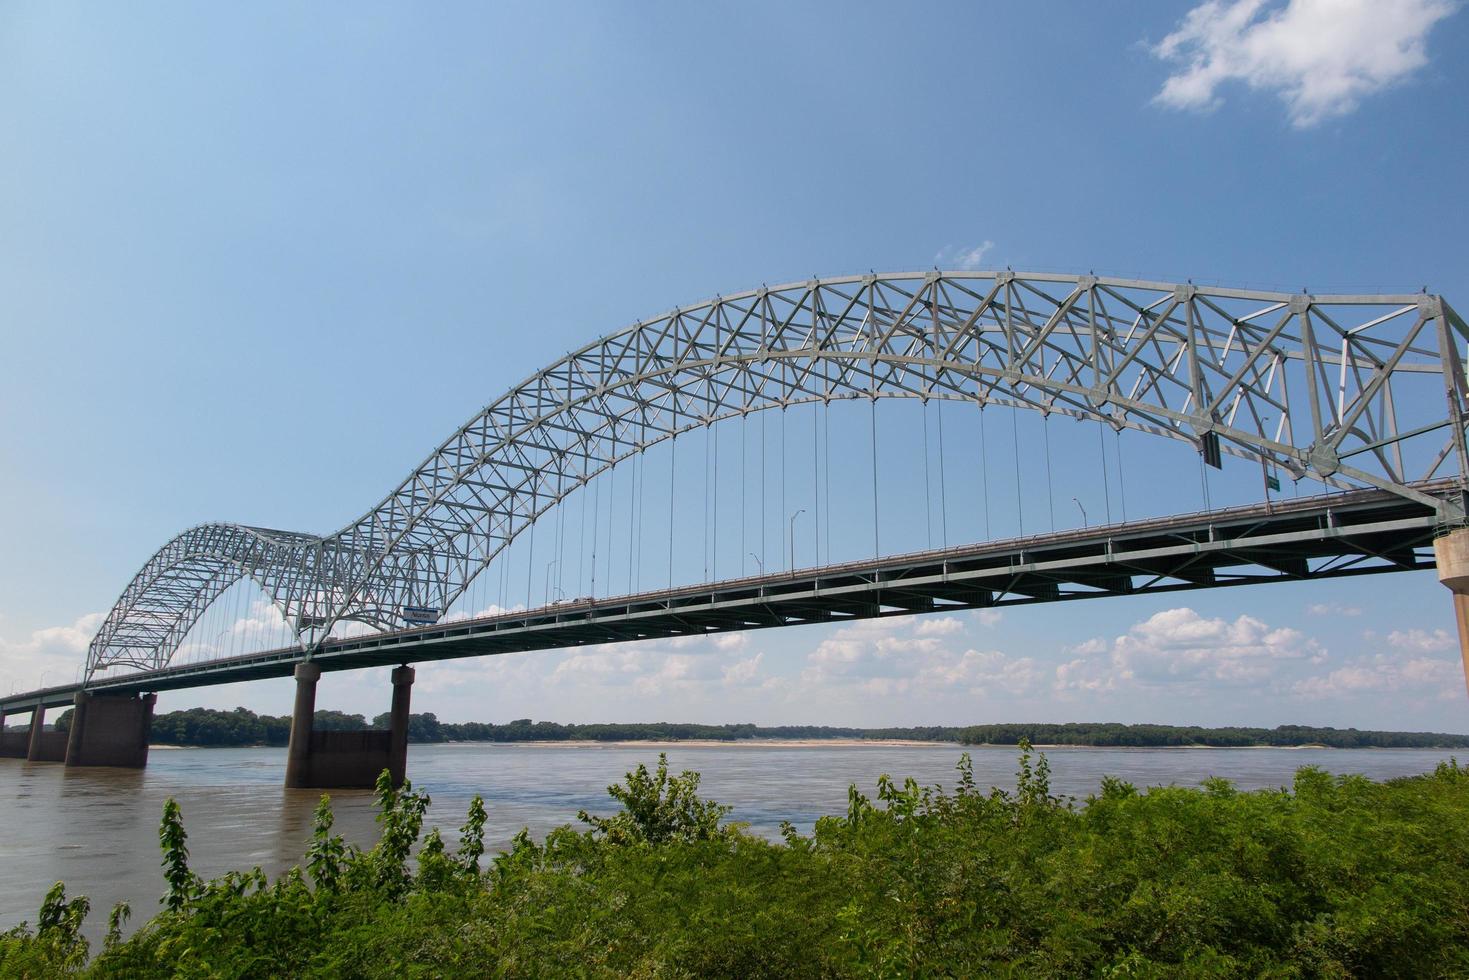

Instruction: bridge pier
[0,707,29,758]
[284,663,414,789]
[63,692,156,768]
[1434,528,1469,699]
[24,705,67,762]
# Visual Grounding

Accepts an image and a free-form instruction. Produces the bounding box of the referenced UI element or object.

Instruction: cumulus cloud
[0,611,105,691]
[1057,606,1323,694]
[1293,652,1461,699]
[547,632,767,697]
[1386,628,1455,653]
[1306,602,1361,617]
[799,616,1039,698]
[1151,0,1456,127]
[935,241,995,271]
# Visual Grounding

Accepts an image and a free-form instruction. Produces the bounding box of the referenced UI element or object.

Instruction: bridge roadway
[3,480,1454,715]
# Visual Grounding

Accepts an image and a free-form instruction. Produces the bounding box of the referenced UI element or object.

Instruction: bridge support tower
[284,663,414,789]
[0,706,29,758]
[63,692,156,768]
[1434,528,1469,699]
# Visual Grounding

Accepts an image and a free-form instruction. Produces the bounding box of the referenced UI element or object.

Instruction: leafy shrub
[6,748,1466,976]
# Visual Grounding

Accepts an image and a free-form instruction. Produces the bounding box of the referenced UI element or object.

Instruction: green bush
[2,746,1467,976]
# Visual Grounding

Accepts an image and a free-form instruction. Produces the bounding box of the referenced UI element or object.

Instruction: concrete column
[1433,528,1469,699]
[26,705,45,760]
[284,662,322,789]
[63,693,88,767]
[64,692,154,768]
[388,665,414,787]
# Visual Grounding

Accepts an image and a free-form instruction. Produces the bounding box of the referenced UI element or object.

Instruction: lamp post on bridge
[749,553,763,576]
[789,509,805,574]
[543,559,559,606]
[1073,498,1088,528]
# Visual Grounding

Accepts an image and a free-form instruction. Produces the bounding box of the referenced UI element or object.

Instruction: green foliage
[157,799,198,913]
[16,749,1469,976]
[136,704,1469,747]
[577,752,735,845]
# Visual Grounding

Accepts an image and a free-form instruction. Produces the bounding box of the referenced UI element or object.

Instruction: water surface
[0,742,1454,937]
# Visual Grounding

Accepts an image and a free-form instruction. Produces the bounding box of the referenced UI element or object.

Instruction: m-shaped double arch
[86,271,1469,679]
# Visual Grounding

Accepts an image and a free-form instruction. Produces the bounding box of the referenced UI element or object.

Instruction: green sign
[1266,472,1281,492]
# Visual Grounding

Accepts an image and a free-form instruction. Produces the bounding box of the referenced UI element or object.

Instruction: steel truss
[85,272,1469,679]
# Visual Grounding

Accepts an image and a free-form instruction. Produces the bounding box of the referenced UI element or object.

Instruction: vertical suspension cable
[1115,427,1127,522]
[668,433,677,590]
[760,410,767,573]
[1011,407,1024,536]
[979,404,991,539]
[922,400,933,549]
[627,451,637,595]
[823,398,831,565]
[936,397,949,548]
[708,423,713,581]
[1099,420,1113,524]
[702,423,710,581]
[1043,413,1056,532]
[781,406,788,569]
[606,454,617,596]
[870,395,880,557]
[578,479,589,598]
[812,401,820,565]
[590,471,601,597]
[525,507,536,609]
[741,412,747,576]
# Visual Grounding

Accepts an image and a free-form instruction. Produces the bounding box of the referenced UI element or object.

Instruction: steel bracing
[83,272,1469,680]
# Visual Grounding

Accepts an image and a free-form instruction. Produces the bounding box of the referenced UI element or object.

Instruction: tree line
[130,707,1469,749]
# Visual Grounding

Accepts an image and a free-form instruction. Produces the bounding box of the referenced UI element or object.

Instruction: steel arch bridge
[85,271,1469,682]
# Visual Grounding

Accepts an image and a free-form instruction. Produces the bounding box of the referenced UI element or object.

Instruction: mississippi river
[0,742,1455,937]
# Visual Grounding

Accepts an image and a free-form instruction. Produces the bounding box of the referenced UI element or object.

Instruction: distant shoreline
[144,738,1459,751]
[129,708,1469,750]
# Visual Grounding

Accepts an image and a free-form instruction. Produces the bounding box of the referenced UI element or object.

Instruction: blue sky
[2,1,1468,731]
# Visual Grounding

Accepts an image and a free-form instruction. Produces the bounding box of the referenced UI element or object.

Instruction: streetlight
[1072,497,1088,528]
[543,559,559,606]
[749,552,764,576]
[789,509,806,572]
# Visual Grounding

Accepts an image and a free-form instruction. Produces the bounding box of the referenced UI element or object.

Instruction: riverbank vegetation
[130,706,1469,749]
[3,745,1468,976]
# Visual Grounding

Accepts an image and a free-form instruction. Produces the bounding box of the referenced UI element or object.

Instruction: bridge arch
[86,271,1469,678]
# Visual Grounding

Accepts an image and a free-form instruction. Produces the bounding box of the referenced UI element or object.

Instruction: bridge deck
[2,482,1453,714]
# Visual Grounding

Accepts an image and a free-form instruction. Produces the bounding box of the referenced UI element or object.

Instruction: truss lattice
[85,272,1469,678]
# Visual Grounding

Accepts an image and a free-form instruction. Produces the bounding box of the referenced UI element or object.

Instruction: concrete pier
[0,709,29,758]
[1433,527,1469,699]
[284,663,415,789]
[63,692,156,768]
[26,705,67,763]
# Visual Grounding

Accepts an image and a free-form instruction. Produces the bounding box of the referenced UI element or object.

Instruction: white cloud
[547,632,767,698]
[973,610,1003,628]
[1057,606,1323,694]
[1386,628,1455,653]
[1306,602,1361,617]
[916,616,965,637]
[935,241,995,271]
[799,616,1039,698]
[1292,653,1461,699]
[0,611,104,691]
[1151,0,1456,127]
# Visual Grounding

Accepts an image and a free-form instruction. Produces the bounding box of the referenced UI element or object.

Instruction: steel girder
[84,271,1469,679]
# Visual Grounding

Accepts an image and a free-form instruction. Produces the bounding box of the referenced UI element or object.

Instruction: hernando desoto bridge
[4,271,1468,787]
